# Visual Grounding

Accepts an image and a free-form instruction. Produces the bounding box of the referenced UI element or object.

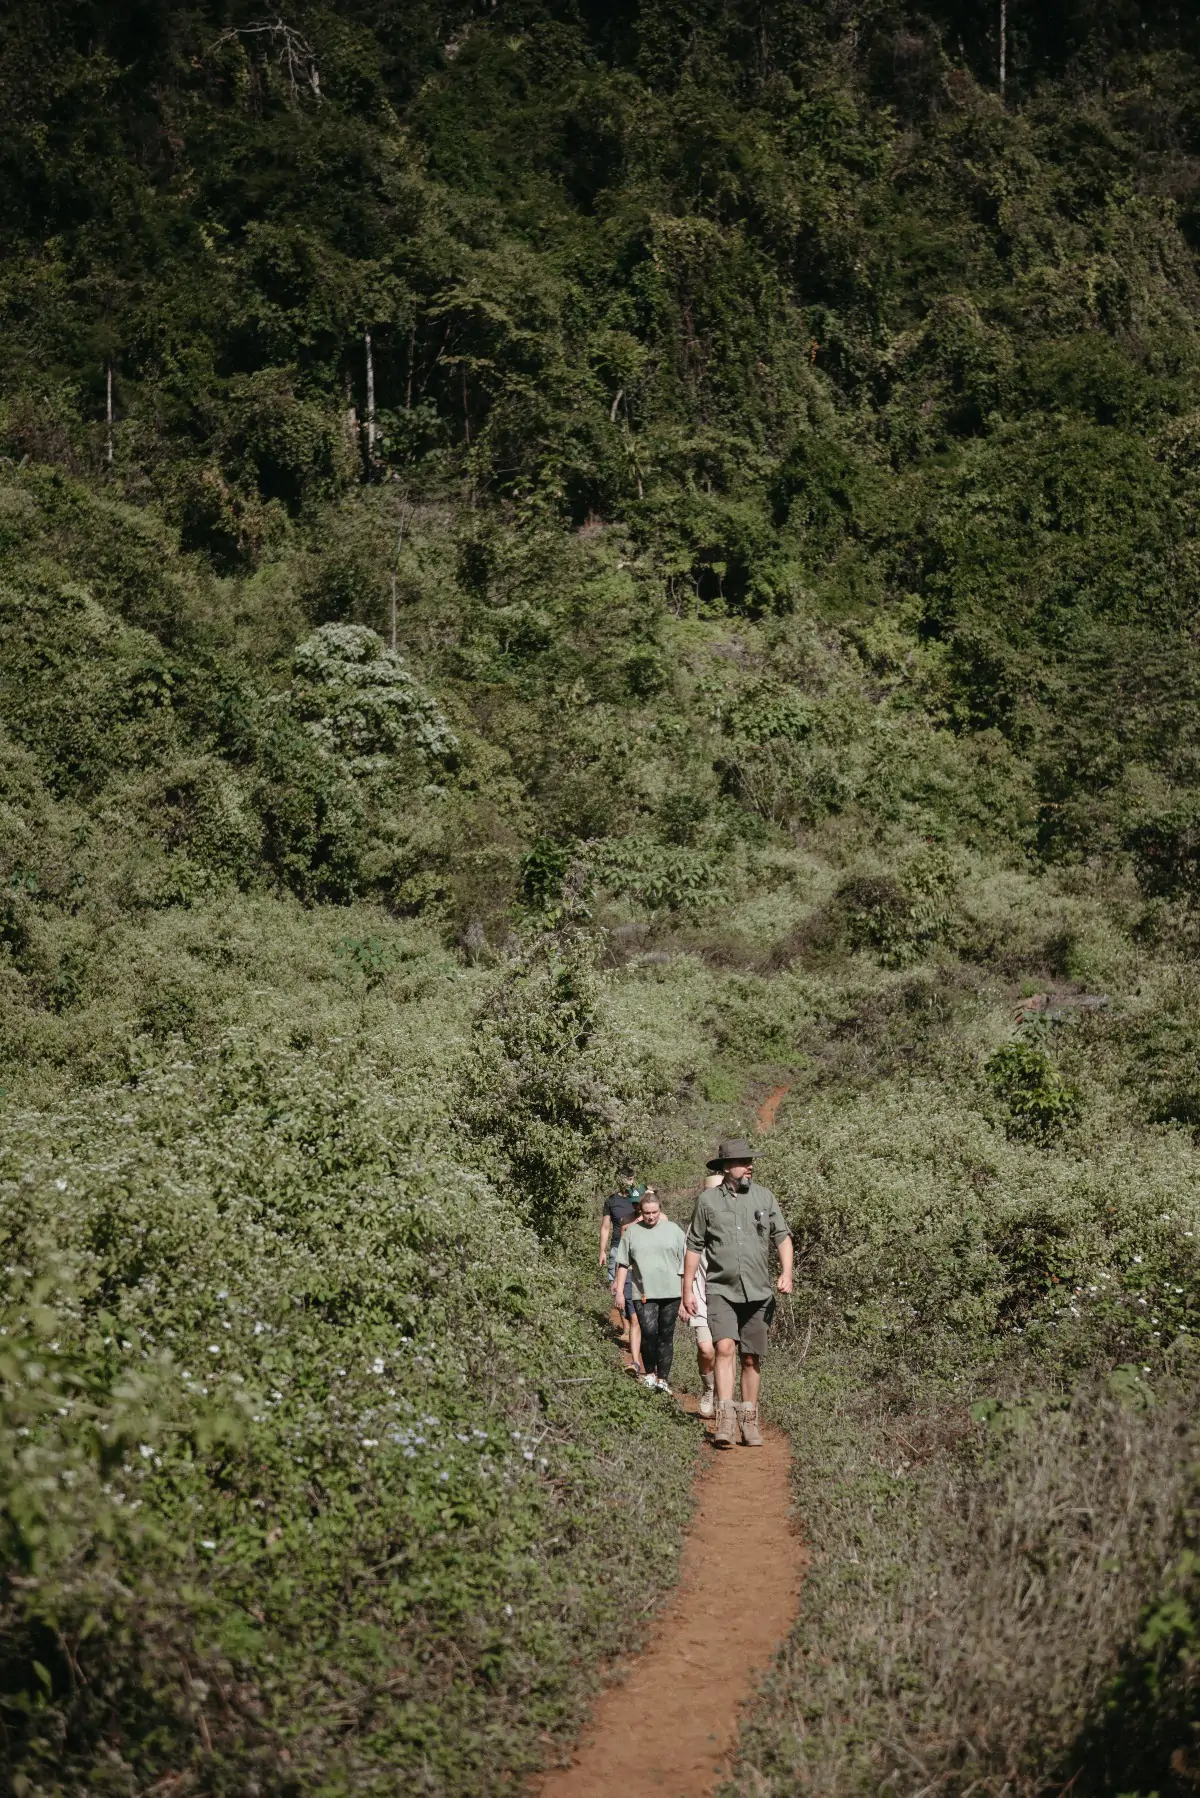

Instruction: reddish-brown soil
[756,1083,791,1132]
[535,1399,803,1798]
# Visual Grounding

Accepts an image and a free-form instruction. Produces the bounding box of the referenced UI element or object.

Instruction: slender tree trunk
[999,0,1007,100]
[106,362,114,469]
[461,365,471,447]
[405,322,415,410]
[390,574,398,653]
[364,328,376,467]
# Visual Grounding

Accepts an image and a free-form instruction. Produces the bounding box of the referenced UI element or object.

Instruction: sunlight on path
[535,1408,802,1798]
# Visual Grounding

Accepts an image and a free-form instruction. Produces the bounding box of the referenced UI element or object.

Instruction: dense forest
[4,1,1200,1792]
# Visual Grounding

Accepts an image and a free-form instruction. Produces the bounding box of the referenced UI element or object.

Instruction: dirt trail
[539,1084,803,1795]
[756,1083,791,1133]
[536,1405,802,1798]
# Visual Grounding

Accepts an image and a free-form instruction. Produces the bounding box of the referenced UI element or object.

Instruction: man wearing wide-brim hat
[681,1139,793,1448]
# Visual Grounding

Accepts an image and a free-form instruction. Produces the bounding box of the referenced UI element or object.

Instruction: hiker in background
[686,1172,722,1418]
[682,1140,793,1447]
[614,1188,687,1393]
[600,1165,642,1341]
[620,1194,644,1374]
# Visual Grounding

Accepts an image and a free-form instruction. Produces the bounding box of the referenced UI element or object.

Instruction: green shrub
[458,937,638,1238]
[835,848,958,968]
[984,1041,1081,1143]
[0,1030,693,1794]
[586,837,724,915]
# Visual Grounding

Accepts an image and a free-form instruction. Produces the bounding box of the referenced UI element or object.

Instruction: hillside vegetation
[3,2,1200,1793]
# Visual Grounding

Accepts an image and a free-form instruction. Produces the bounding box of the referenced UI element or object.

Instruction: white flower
[54,1178,67,1191]
[199,1539,217,1551]
[371,1357,385,1374]
[362,1438,379,1448]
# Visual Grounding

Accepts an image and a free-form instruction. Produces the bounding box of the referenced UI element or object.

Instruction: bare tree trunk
[106,362,114,469]
[390,574,398,654]
[999,0,1007,100]
[364,328,376,467]
[461,365,471,447]
[405,321,415,411]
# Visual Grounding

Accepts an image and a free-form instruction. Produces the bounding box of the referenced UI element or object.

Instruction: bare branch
[210,16,321,104]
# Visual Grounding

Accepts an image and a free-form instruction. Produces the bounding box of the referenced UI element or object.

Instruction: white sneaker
[642,1373,658,1390]
[655,1377,672,1394]
[698,1385,716,1419]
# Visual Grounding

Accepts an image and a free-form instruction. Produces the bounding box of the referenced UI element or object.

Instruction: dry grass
[729,1357,1200,1797]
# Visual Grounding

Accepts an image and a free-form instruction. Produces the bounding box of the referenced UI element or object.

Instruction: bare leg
[739,1352,761,1407]
[714,1337,737,1400]
[697,1338,716,1382]
[628,1307,642,1371]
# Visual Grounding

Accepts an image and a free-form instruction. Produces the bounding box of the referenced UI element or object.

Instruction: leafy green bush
[458,937,637,1238]
[835,848,958,968]
[587,837,724,915]
[288,624,458,770]
[0,1029,693,1794]
[985,1041,1081,1143]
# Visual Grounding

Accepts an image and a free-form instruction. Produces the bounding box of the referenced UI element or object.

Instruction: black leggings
[632,1297,680,1380]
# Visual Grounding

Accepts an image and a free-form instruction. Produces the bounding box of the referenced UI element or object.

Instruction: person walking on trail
[682,1140,793,1448]
[600,1166,642,1340]
[620,1195,645,1375]
[614,1189,686,1393]
[687,1172,722,1418]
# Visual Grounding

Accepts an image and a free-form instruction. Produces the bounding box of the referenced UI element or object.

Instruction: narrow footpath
[538,1405,800,1798]
[539,1086,802,1798]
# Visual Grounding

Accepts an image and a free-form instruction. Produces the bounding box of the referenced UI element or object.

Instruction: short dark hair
[619,1165,635,1180]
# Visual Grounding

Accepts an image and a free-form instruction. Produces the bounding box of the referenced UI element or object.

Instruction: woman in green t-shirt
[613,1190,687,1393]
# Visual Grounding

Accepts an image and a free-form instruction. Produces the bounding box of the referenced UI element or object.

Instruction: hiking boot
[737,1402,764,1448]
[698,1376,716,1419]
[713,1399,738,1448]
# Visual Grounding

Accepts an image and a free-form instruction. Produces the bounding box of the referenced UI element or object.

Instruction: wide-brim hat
[707,1138,755,1172]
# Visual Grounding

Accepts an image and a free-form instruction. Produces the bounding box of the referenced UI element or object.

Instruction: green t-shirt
[615,1218,687,1301]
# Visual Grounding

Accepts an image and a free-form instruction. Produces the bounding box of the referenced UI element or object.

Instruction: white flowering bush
[289,625,458,773]
[0,1029,694,1794]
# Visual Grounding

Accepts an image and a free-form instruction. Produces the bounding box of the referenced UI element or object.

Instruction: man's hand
[681,1247,701,1317]
[599,1250,607,1269]
[776,1268,793,1294]
[776,1233,794,1296]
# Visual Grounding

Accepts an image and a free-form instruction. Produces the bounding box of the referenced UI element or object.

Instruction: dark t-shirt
[603,1190,637,1242]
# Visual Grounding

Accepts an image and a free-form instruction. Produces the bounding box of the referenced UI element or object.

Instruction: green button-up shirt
[685,1179,791,1305]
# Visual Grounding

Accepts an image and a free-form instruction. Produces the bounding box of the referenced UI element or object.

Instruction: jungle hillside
[5,2,1200,1794]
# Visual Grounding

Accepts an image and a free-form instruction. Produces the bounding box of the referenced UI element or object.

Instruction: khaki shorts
[707,1294,774,1357]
